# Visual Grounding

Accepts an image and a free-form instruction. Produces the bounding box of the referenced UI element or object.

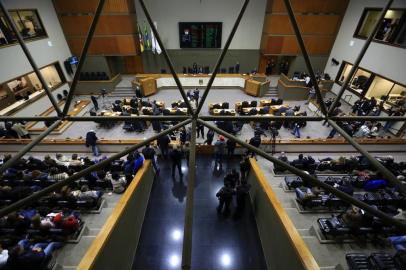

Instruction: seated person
[48,167,68,181]
[49,212,80,233]
[341,205,364,229]
[69,154,83,167]
[0,244,8,268]
[71,185,103,201]
[388,235,406,251]
[43,155,57,168]
[295,186,323,204]
[55,153,70,167]
[30,214,55,231]
[107,172,127,193]
[7,239,62,270]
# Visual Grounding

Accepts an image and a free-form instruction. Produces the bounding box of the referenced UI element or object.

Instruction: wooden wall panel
[53,0,134,14]
[262,36,334,55]
[67,36,139,55]
[270,0,348,14]
[264,14,341,35]
[124,56,144,74]
[60,15,137,36]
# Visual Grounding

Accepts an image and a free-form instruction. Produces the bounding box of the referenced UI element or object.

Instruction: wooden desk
[165,107,188,115]
[241,107,264,115]
[140,107,153,115]
[212,109,236,116]
[99,110,121,117]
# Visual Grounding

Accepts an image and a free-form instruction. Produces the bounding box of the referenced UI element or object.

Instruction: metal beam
[67,115,190,121]
[282,0,328,116]
[62,0,106,116]
[200,115,324,121]
[327,119,406,194]
[0,115,403,123]
[0,120,62,175]
[0,119,191,218]
[0,2,62,116]
[328,0,394,115]
[0,116,61,122]
[195,0,250,115]
[181,120,197,270]
[331,116,406,122]
[197,119,406,231]
[138,0,194,114]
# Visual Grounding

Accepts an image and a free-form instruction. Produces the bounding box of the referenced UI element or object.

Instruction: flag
[138,24,144,53]
[151,21,162,54]
[144,23,151,49]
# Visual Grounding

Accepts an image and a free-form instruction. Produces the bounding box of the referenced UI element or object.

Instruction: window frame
[335,60,406,112]
[353,7,406,49]
[0,8,48,49]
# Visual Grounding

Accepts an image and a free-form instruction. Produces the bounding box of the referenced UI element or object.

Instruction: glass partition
[0,9,47,48]
[355,8,406,48]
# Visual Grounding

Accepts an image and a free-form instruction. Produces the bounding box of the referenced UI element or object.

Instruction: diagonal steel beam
[0,119,191,218]
[62,0,106,116]
[197,119,406,231]
[327,119,406,194]
[0,120,62,175]
[282,0,328,116]
[181,120,196,270]
[139,0,194,114]
[195,0,250,115]
[328,0,393,115]
[0,2,62,116]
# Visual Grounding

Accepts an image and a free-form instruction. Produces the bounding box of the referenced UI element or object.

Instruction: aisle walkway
[133,155,266,270]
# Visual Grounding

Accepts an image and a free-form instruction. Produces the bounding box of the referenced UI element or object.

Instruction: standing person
[234,180,251,218]
[180,127,187,145]
[85,130,99,156]
[197,122,204,139]
[240,155,250,180]
[182,142,190,166]
[384,108,402,133]
[170,145,183,178]
[193,88,200,105]
[235,61,240,74]
[204,129,214,145]
[216,183,235,215]
[90,95,99,111]
[248,134,261,159]
[142,143,160,173]
[214,135,226,171]
[157,134,171,159]
[226,139,236,157]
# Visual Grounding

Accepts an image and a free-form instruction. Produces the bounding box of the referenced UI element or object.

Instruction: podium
[244,79,270,97]
[140,77,157,96]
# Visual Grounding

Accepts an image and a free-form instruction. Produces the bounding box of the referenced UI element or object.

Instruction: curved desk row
[132,73,270,97]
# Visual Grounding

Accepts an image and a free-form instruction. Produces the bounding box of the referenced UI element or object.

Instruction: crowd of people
[0,148,152,269]
[216,156,251,218]
[0,122,30,139]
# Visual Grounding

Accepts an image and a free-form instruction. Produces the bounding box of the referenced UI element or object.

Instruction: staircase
[264,86,278,98]
[111,86,135,97]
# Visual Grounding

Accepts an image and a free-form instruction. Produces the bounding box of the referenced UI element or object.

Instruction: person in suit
[85,130,99,156]
[170,145,183,178]
[214,135,226,170]
[157,134,171,159]
[193,88,200,105]
[235,62,240,74]
[90,95,99,111]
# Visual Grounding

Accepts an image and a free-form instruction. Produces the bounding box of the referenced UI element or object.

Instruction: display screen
[179,22,222,48]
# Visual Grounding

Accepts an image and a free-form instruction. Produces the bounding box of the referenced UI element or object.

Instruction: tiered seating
[346,252,406,270]
[0,153,141,270]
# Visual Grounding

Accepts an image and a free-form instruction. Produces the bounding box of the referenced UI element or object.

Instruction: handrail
[1,138,405,145]
[76,160,151,270]
[249,158,320,270]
